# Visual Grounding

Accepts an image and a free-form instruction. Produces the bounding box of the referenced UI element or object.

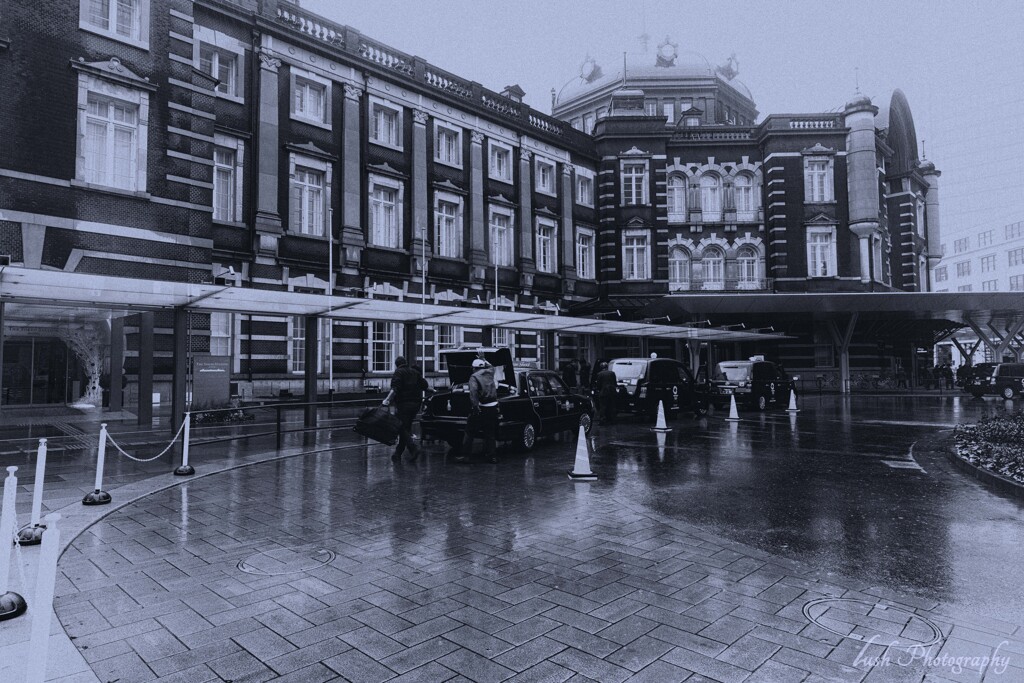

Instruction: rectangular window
[80,0,147,46]
[434,194,462,258]
[435,324,461,371]
[979,230,994,248]
[84,93,139,190]
[435,124,461,166]
[536,219,556,273]
[292,70,329,126]
[536,158,556,194]
[213,145,237,222]
[576,172,594,207]
[1010,275,1024,291]
[209,312,232,357]
[199,45,238,98]
[370,183,400,248]
[583,114,595,135]
[622,230,650,280]
[1007,222,1023,240]
[371,322,401,373]
[954,237,969,254]
[492,327,514,350]
[956,261,971,277]
[981,254,996,272]
[1009,247,1024,267]
[644,100,657,116]
[807,227,837,277]
[662,101,675,124]
[576,227,595,280]
[621,161,648,206]
[290,166,324,237]
[371,100,402,148]
[934,266,948,282]
[291,315,306,374]
[490,208,514,266]
[982,280,998,292]
[489,141,513,181]
[804,157,834,202]
[957,284,973,292]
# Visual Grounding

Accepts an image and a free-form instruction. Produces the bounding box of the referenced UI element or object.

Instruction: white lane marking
[883,440,927,473]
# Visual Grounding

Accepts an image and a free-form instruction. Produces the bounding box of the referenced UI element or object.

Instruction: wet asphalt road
[588,393,1024,625]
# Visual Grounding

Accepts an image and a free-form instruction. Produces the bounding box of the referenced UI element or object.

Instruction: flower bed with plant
[952,409,1024,484]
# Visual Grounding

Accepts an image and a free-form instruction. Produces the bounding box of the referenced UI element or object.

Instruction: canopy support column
[138,312,154,427]
[109,316,124,413]
[304,316,318,429]
[827,313,858,394]
[0,303,5,416]
[171,308,187,435]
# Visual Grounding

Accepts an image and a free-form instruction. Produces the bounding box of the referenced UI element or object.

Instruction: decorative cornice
[620,145,650,157]
[367,162,407,179]
[285,141,337,162]
[70,57,157,91]
[801,142,836,156]
[487,193,516,207]
[433,179,466,195]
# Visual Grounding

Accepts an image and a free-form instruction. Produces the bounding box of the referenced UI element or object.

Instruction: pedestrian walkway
[2,417,1023,682]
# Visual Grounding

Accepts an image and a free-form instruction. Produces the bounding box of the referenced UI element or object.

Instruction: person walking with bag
[594,361,618,425]
[382,356,429,461]
[455,358,500,464]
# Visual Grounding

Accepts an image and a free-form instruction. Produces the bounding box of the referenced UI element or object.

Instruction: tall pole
[327,207,334,391]
[420,220,427,370]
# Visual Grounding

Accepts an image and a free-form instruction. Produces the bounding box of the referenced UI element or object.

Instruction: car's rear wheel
[518,423,537,451]
[1002,386,1016,400]
[756,394,768,411]
[579,412,592,435]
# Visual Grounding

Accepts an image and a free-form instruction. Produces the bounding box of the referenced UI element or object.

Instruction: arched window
[668,247,690,291]
[735,174,756,221]
[737,245,759,288]
[667,176,687,222]
[700,174,721,222]
[702,246,724,289]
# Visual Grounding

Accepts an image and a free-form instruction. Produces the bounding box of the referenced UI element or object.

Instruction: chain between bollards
[17,438,48,545]
[174,411,195,476]
[0,466,28,621]
[83,423,111,506]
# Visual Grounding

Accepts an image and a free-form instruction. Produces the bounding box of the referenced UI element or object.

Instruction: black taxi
[709,356,795,410]
[420,347,595,452]
[607,356,708,418]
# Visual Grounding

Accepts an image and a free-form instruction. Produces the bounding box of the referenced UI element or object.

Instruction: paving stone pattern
[52,446,1024,682]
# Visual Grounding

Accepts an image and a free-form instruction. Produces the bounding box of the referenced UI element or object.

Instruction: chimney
[500,84,526,103]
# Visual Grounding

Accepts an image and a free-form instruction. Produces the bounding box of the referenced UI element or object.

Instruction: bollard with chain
[83,423,112,505]
[0,466,27,621]
[25,512,61,683]
[174,412,195,476]
[17,438,48,545]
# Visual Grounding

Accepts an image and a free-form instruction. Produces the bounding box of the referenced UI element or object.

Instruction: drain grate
[802,597,944,649]
[236,545,336,576]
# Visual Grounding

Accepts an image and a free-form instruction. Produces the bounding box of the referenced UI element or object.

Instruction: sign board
[193,355,230,407]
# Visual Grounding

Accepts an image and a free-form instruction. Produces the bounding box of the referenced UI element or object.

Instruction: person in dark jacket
[382,356,429,461]
[455,358,500,464]
[578,357,591,390]
[594,361,618,425]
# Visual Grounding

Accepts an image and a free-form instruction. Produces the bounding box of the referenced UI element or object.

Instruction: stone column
[922,164,942,267]
[469,131,487,277]
[411,109,430,271]
[560,164,576,294]
[851,226,874,284]
[171,308,187,434]
[518,150,535,275]
[254,48,283,256]
[341,84,365,269]
[109,316,124,413]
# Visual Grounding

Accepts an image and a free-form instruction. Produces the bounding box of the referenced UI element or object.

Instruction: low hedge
[952,409,1024,483]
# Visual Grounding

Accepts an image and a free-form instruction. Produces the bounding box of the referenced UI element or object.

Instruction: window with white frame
[434,192,462,258]
[489,206,514,266]
[916,197,927,236]
[370,322,402,373]
[213,134,243,222]
[737,245,759,286]
[1010,275,1023,291]
[662,101,675,124]
[667,175,687,222]
[954,237,969,253]
[370,97,403,149]
[575,168,594,207]
[807,226,837,277]
[369,174,403,248]
[644,100,657,116]
[289,154,327,237]
[535,157,556,194]
[583,113,595,135]
[934,266,948,282]
[803,156,834,202]
[489,140,513,182]
[576,227,595,280]
[700,174,722,221]
[981,254,996,272]
[668,247,690,291]
[702,247,725,289]
[435,123,461,167]
[621,161,648,206]
[982,280,998,292]
[79,0,148,47]
[291,68,330,127]
[536,218,557,273]
[209,312,232,356]
[289,317,331,373]
[77,74,149,193]
[956,261,971,277]
[435,324,462,371]
[492,327,515,351]
[536,332,548,365]
[622,230,650,280]
[735,174,756,221]
[199,45,239,99]
[1007,222,1024,240]
[1010,247,1024,267]
[978,229,994,248]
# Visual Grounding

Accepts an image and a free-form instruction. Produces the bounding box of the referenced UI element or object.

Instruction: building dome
[845,92,873,110]
[917,158,936,173]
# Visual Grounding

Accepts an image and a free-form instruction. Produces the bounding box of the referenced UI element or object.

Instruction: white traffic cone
[787,389,799,412]
[568,424,598,481]
[725,394,741,421]
[652,400,672,433]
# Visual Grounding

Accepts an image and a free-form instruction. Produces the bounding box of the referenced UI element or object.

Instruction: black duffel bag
[353,406,402,446]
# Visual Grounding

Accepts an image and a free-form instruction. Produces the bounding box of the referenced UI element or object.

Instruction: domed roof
[845,92,873,110]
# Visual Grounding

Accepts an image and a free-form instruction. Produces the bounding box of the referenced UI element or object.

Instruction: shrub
[953,409,1024,482]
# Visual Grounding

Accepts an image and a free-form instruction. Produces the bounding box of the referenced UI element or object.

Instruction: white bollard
[25,512,61,683]
[0,466,27,621]
[83,424,111,505]
[17,439,48,545]
[175,412,195,476]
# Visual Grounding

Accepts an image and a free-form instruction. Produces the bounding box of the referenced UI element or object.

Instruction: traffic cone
[787,389,799,412]
[568,424,598,481]
[725,394,741,421]
[652,400,672,433]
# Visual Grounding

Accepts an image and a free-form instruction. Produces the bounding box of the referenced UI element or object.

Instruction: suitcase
[353,406,402,446]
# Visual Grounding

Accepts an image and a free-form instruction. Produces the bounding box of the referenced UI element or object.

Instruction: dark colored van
[988,363,1024,399]
[607,356,708,418]
[962,363,997,398]
[709,357,795,410]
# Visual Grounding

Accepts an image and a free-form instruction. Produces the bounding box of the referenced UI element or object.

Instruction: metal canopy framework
[0,268,786,343]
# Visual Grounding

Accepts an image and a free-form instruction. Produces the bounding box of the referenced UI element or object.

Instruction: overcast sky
[305,0,1024,244]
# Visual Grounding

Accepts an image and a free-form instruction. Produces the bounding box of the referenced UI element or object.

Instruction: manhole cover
[802,598,944,648]
[236,546,336,576]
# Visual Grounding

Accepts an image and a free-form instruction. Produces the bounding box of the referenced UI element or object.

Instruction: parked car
[606,356,708,418]
[709,356,795,410]
[962,362,998,398]
[986,362,1024,399]
[420,347,595,452]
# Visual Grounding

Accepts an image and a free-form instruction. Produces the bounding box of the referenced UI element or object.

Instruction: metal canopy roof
[0,268,785,342]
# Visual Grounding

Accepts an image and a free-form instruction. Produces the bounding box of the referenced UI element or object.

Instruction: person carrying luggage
[382,356,429,461]
[454,358,500,464]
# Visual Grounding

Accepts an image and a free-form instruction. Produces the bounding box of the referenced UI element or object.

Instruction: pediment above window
[433,179,466,194]
[487,193,516,206]
[366,162,407,179]
[71,56,157,91]
[801,142,836,156]
[805,213,837,225]
[535,206,559,218]
[625,216,647,228]
[286,141,337,162]
[620,145,650,157]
